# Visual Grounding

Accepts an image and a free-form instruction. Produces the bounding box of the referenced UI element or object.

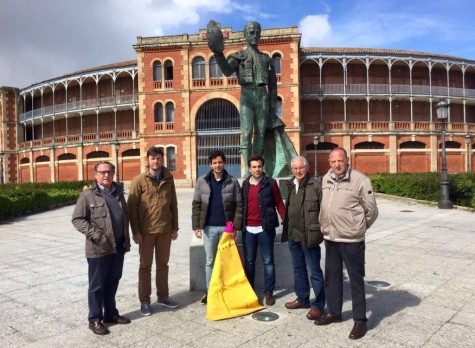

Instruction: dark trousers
[242,228,276,295]
[288,240,325,311]
[87,245,124,322]
[324,240,367,322]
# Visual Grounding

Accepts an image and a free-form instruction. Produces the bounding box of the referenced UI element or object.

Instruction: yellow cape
[206,232,265,320]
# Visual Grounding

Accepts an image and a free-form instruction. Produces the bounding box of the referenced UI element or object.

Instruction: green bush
[0,181,86,221]
[448,173,475,208]
[370,172,475,208]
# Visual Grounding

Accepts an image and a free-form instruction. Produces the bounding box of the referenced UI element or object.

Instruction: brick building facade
[0,25,474,186]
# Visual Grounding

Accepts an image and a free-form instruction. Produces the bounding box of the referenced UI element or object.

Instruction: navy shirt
[205,176,227,227]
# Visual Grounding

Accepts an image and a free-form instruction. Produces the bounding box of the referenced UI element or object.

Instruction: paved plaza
[0,188,474,347]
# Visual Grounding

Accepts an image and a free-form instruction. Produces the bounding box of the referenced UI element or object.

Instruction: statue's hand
[207,20,224,54]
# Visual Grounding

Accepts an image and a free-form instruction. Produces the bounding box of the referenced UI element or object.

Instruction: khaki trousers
[138,233,172,304]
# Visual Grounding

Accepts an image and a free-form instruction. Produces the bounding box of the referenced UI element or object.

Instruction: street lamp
[313,135,320,178]
[465,134,471,173]
[114,141,120,184]
[436,99,453,209]
[0,152,4,184]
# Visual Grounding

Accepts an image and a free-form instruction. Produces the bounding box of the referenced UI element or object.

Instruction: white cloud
[105,0,235,36]
[0,0,240,87]
[299,15,332,47]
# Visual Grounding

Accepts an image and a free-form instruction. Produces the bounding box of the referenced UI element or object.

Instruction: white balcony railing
[20,94,138,122]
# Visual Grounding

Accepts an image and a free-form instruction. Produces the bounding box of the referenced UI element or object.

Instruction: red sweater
[246,180,285,227]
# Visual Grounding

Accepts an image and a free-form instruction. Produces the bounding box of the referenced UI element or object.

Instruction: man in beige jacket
[127,146,179,316]
[315,147,378,340]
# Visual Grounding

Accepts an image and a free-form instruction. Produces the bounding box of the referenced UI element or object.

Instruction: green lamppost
[465,134,471,173]
[313,135,320,178]
[436,100,453,209]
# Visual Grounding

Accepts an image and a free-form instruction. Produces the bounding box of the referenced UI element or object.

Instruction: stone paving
[0,188,474,347]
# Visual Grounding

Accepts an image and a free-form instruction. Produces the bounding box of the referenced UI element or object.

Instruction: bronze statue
[207,20,297,177]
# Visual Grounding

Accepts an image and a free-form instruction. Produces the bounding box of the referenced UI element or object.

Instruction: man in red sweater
[241,156,285,306]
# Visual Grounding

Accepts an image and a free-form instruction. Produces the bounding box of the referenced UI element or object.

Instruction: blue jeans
[242,228,276,295]
[203,226,225,289]
[288,240,325,311]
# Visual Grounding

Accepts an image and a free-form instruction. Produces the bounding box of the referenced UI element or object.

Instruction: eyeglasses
[96,170,115,176]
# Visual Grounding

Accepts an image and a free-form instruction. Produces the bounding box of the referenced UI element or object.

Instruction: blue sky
[1,0,474,88]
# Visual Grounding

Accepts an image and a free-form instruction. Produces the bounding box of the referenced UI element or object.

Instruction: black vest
[242,176,279,231]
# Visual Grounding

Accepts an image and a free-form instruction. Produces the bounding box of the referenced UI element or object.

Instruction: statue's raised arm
[206,20,224,55]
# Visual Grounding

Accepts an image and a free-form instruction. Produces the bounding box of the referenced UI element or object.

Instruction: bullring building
[0,25,474,187]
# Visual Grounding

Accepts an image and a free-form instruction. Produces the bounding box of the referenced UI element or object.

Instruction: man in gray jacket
[315,148,379,340]
[192,150,242,304]
[72,161,131,335]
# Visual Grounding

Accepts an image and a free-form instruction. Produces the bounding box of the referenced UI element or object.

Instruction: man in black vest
[241,155,285,306]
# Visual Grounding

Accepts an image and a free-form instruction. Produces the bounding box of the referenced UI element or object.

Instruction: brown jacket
[72,182,131,258]
[127,167,178,235]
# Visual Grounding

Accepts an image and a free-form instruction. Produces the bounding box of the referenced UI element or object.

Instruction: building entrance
[196,98,241,178]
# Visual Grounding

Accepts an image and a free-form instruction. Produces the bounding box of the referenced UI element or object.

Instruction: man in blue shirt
[192,150,242,304]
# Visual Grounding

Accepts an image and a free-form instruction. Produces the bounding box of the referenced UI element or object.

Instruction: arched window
[58,153,76,161]
[166,102,175,122]
[36,155,50,163]
[355,141,384,150]
[166,146,176,171]
[154,103,164,123]
[122,149,140,157]
[153,61,162,81]
[192,57,206,80]
[272,53,282,75]
[276,96,283,118]
[164,60,173,80]
[400,141,426,149]
[86,151,109,159]
[195,98,241,178]
[305,141,338,151]
[439,141,461,149]
[20,157,30,164]
[209,56,223,78]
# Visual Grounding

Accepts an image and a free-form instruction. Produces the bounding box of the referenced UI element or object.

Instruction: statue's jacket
[215,49,272,87]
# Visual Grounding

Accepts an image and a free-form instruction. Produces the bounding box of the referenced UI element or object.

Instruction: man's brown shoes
[349,322,367,340]
[103,315,131,325]
[314,313,342,326]
[88,320,110,335]
[285,300,310,309]
[89,315,130,335]
[306,307,323,320]
[265,294,276,306]
[314,314,367,340]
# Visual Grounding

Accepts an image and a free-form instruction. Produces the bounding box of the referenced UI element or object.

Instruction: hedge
[370,172,475,208]
[0,181,91,221]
